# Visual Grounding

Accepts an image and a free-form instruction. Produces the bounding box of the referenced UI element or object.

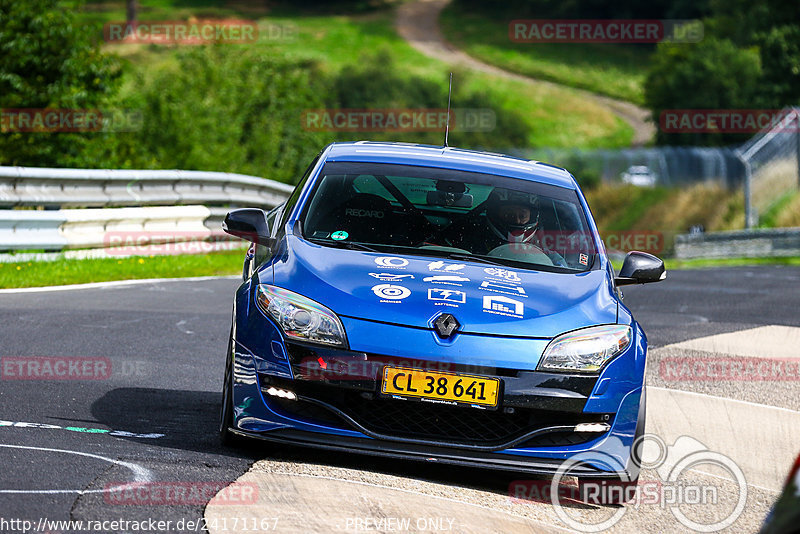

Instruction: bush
[0,0,121,166]
[329,51,530,148]
[83,48,533,182]
[83,46,331,183]
[644,37,762,146]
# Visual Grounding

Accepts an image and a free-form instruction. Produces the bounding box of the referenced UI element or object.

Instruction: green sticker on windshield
[331,230,349,241]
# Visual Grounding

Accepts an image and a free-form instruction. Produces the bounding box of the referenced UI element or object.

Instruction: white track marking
[647,386,800,491]
[207,469,575,534]
[0,444,152,494]
[0,275,239,294]
[664,325,800,359]
[175,319,196,335]
[649,386,800,415]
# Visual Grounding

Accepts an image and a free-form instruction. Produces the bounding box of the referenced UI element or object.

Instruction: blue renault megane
[220,141,665,488]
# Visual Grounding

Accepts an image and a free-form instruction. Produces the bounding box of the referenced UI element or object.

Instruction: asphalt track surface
[0,266,798,533]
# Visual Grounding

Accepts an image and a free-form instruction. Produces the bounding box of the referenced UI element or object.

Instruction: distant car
[621,165,657,187]
[219,141,665,491]
[760,452,800,534]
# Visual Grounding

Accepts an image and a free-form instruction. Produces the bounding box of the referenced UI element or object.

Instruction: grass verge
[4,249,799,290]
[0,250,243,289]
[664,256,800,270]
[439,3,650,105]
[75,1,633,149]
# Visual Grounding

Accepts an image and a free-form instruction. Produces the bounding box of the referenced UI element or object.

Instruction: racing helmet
[486,188,539,243]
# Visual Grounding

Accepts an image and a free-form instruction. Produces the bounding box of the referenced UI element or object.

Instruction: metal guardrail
[1,206,219,251]
[0,166,294,209]
[675,228,800,259]
[0,165,294,252]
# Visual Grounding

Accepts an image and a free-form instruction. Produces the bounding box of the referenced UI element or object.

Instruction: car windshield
[300,162,597,272]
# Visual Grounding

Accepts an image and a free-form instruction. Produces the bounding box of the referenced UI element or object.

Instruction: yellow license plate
[381,367,500,408]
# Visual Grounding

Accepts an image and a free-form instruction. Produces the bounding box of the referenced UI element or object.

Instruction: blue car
[220,141,665,488]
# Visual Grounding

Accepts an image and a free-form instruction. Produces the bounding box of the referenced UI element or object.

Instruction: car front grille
[264,378,609,449]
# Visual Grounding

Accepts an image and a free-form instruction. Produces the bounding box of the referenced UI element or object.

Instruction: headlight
[537,325,632,373]
[256,285,347,347]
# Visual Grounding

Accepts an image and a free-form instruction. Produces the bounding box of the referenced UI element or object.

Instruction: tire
[219,333,240,447]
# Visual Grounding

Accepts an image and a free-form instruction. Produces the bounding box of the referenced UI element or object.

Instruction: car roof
[323,142,577,190]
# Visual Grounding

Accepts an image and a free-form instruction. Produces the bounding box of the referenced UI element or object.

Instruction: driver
[439,189,568,267]
[486,191,539,246]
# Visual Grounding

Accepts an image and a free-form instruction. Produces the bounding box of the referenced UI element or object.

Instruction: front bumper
[228,334,646,477]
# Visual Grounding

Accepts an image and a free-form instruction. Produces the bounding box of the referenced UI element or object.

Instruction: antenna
[444,72,453,147]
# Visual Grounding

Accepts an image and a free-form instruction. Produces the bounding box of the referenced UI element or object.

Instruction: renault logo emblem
[433,313,460,338]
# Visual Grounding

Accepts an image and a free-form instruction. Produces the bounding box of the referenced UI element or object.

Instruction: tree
[126,0,137,23]
[0,0,121,166]
[644,37,762,145]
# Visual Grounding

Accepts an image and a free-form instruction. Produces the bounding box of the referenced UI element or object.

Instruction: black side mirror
[615,251,666,286]
[223,208,276,247]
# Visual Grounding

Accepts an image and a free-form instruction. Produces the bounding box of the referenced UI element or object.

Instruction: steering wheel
[487,243,554,266]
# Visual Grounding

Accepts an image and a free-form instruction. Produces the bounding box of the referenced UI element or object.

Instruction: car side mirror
[615,251,666,286]
[223,208,276,247]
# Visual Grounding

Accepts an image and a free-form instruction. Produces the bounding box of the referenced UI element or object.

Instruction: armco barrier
[0,210,68,250]
[675,227,800,259]
[0,206,219,251]
[0,166,294,209]
[0,165,294,252]
[60,206,214,249]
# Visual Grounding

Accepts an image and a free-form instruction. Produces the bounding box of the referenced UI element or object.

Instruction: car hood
[269,236,618,339]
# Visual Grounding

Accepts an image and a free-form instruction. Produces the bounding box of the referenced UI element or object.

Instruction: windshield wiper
[307,238,380,253]
[442,252,507,266]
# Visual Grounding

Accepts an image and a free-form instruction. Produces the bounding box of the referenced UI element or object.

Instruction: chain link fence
[508,107,800,229]
[736,108,800,228]
[511,145,745,190]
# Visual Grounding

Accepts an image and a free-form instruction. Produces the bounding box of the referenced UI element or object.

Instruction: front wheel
[219,334,240,447]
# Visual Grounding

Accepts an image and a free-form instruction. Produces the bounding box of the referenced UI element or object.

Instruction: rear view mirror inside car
[426,190,474,208]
